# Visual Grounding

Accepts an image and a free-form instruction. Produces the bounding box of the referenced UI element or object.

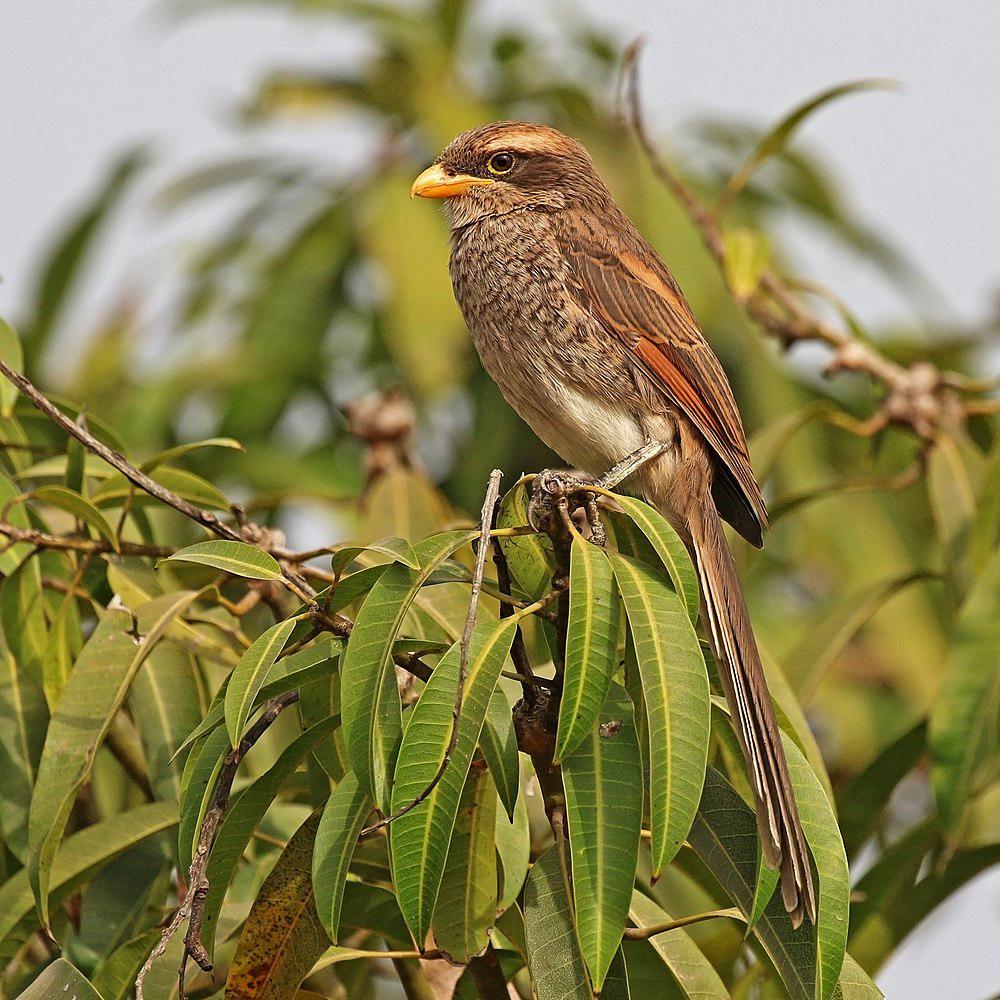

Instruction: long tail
[689,499,817,926]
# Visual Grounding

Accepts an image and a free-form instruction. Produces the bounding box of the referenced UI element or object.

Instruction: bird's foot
[527,469,607,546]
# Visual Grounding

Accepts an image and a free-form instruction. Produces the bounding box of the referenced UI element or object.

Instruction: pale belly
[511,377,648,476]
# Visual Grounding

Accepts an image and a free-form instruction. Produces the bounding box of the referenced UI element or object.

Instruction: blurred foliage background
[3,0,998,993]
[16,0,993,772]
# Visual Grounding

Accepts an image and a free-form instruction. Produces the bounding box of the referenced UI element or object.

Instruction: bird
[411,120,817,926]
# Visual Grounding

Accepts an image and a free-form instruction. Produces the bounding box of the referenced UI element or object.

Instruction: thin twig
[0,522,174,557]
[621,41,989,443]
[359,470,503,839]
[623,906,744,940]
[135,690,300,1000]
[0,360,351,636]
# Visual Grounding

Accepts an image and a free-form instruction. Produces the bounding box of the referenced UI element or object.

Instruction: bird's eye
[487,152,516,175]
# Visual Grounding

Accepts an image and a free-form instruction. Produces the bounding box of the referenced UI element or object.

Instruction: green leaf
[28,593,195,927]
[789,572,936,700]
[1,560,50,697]
[92,930,163,1000]
[832,954,884,999]
[313,771,371,943]
[556,536,621,763]
[609,552,710,877]
[138,436,243,473]
[724,228,771,300]
[928,433,979,552]
[0,628,47,862]
[847,819,936,972]
[850,831,999,975]
[341,529,474,809]
[76,839,169,967]
[497,482,555,600]
[431,766,499,963]
[836,721,926,858]
[29,485,120,550]
[16,958,103,999]
[177,725,231,869]
[224,619,296,746]
[495,780,530,914]
[93,928,162,1000]
[162,539,283,581]
[522,844,593,999]
[175,637,340,755]
[627,891,731,998]
[197,718,340,956]
[688,768,815,1000]
[610,494,699,622]
[969,438,1000,574]
[930,548,1000,834]
[482,685,520,819]
[92,466,230,511]
[43,589,83,709]
[129,644,206,801]
[783,737,849,1000]
[389,617,517,946]
[0,472,34,574]
[0,319,24,417]
[331,535,421,574]
[718,79,897,211]
[563,683,643,990]
[0,802,176,960]
[226,809,330,999]
[603,948,631,1000]
[299,670,348,781]
[108,560,238,667]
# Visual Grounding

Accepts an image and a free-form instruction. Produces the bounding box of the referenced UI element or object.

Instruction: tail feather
[690,500,817,927]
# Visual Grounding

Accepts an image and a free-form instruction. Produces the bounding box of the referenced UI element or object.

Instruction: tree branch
[622,40,991,443]
[135,690,300,1000]
[359,469,503,838]
[0,359,352,636]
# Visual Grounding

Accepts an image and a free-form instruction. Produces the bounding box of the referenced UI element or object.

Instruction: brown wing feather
[559,226,768,545]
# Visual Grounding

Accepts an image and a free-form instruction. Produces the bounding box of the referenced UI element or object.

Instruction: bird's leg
[528,441,668,544]
[597,438,671,490]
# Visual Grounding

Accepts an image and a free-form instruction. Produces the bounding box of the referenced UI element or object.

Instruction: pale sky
[2,2,999,997]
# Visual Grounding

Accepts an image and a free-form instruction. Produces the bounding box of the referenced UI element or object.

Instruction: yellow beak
[410,163,493,199]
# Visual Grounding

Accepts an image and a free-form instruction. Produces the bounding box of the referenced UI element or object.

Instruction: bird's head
[411,121,609,228]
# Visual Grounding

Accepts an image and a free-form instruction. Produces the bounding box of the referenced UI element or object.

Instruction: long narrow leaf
[523,845,593,999]
[556,536,620,762]
[28,593,195,926]
[563,683,643,991]
[930,549,1000,834]
[609,552,710,877]
[627,891,731,998]
[313,771,371,943]
[389,617,516,945]
[431,766,499,962]
[198,719,340,955]
[0,802,177,960]
[482,686,520,819]
[226,809,330,998]
[162,539,282,581]
[689,768,817,1000]
[610,495,698,622]
[341,530,474,809]
[130,645,206,801]
[0,630,47,862]
[224,618,296,747]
